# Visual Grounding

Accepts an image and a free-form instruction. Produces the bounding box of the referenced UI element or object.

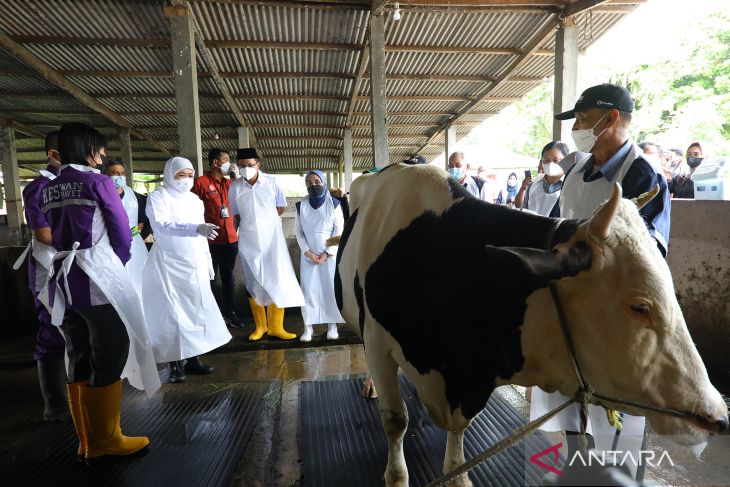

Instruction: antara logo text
[529,442,675,476]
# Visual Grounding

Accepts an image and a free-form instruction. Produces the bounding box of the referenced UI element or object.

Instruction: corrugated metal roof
[0,0,638,175]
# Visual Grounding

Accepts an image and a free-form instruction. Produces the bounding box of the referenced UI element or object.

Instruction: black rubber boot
[168,361,186,384]
[37,357,71,422]
[184,356,215,375]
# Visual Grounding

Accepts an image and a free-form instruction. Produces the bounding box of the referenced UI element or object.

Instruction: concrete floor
[2,344,729,486]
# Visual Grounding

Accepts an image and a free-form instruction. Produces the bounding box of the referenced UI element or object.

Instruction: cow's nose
[716,415,729,432]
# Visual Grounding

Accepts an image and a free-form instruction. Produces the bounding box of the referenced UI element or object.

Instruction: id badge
[220,206,230,219]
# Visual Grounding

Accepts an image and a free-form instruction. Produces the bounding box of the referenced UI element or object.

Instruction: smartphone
[524,169,532,179]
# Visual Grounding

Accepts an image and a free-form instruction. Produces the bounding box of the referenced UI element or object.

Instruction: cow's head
[515,184,727,444]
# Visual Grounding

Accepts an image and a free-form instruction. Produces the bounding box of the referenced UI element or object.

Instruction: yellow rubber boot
[68,380,89,462]
[248,298,268,341]
[266,304,296,340]
[80,380,149,460]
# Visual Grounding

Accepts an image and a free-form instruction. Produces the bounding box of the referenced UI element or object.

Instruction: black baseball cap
[403,155,427,165]
[554,83,634,120]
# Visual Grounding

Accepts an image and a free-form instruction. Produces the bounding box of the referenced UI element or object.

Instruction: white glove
[229,164,240,179]
[196,223,219,240]
[208,267,215,280]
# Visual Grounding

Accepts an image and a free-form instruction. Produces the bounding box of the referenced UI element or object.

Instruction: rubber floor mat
[1,381,273,487]
[300,376,561,487]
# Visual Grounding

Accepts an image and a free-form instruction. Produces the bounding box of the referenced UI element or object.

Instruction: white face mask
[173,178,194,193]
[571,114,608,153]
[220,162,231,175]
[243,166,258,180]
[543,162,564,177]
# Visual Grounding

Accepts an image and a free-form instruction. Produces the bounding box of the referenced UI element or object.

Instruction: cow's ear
[484,241,592,282]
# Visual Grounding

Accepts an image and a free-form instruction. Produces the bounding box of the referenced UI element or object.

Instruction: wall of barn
[665,199,730,381]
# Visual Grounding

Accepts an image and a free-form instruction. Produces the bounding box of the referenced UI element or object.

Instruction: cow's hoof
[362,379,378,399]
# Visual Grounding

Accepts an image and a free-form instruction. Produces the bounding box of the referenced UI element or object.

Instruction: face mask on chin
[571,114,608,153]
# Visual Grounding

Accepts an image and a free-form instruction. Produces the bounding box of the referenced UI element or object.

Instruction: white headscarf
[163,156,194,196]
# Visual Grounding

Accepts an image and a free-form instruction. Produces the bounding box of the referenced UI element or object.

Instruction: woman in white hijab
[143,157,231,383]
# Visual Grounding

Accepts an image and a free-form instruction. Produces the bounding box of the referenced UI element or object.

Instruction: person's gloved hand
[196,223,219,240]
[229,164,240,179]
[208,266,215,280]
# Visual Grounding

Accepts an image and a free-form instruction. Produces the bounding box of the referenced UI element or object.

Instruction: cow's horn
[631,184,660,210]
[325,236,341,247]
[587,183,622,242]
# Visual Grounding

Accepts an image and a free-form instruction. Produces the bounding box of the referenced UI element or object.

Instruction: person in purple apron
[42,122,159,463]
[14,130,69,422]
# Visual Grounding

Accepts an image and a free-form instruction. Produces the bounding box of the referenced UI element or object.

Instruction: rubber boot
[327,323,339,340]
[38,357,71,422]
[300,324,313,342]
[68,380,89,462]
[248,298,268,341]
[80,380,149,461]
[266,305,296,340]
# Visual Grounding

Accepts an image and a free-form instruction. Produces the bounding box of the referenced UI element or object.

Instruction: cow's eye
[630,303,651,316]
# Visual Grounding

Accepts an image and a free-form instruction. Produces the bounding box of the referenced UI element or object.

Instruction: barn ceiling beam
[0,115,46,138]
[0,30,169,154]
[346,43,370,127]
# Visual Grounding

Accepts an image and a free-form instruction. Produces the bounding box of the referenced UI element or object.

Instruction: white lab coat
[120,186,147,296]
[40,164,160,397]
[461,175,490,201]
[559,144,643,220]
[295,194,345,326]
[142,186,231,363]
[524,175,562,216]
[534,144,647,478]
[229,172,305,308]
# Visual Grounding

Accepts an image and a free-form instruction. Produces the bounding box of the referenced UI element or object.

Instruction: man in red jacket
[192,149,244,329]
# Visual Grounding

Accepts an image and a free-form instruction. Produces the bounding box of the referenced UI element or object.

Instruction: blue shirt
[565,140,671,256]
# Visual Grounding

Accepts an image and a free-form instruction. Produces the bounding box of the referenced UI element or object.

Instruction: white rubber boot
[300,324,313,342]
[327,323,339,340]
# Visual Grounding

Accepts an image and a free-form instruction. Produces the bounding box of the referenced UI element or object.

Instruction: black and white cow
[334,163,728,487]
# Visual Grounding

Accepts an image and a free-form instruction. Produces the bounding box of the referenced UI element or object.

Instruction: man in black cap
[229,148,304,342]
[556,83,671,257]
[403,155,427,165]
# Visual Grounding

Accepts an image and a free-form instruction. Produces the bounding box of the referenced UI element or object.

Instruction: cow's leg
[367,346,408,486]
[444,429,472,487]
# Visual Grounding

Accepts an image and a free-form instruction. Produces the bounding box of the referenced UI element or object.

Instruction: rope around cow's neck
[425,281,697,487]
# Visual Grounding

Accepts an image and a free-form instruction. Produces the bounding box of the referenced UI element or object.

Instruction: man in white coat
[537,84,671,479]
[294,170,345,342]
[229,148,305,341]
[104,159,148,296]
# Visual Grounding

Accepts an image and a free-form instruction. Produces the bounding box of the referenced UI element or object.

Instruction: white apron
[233,176,305,308]
[121,186,147,296]
[44,233,161,397]
[536,143,646,476]
[13,169,59,302]
[143,187,231,363]
[298,195,344,326]
[525,175,561,217]
[559,143,645,220]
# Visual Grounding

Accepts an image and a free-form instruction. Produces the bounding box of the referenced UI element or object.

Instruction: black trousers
[209,242,239,316]
[60,304,130,387]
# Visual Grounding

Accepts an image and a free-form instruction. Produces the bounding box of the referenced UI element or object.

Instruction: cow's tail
[325,236,341,247]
